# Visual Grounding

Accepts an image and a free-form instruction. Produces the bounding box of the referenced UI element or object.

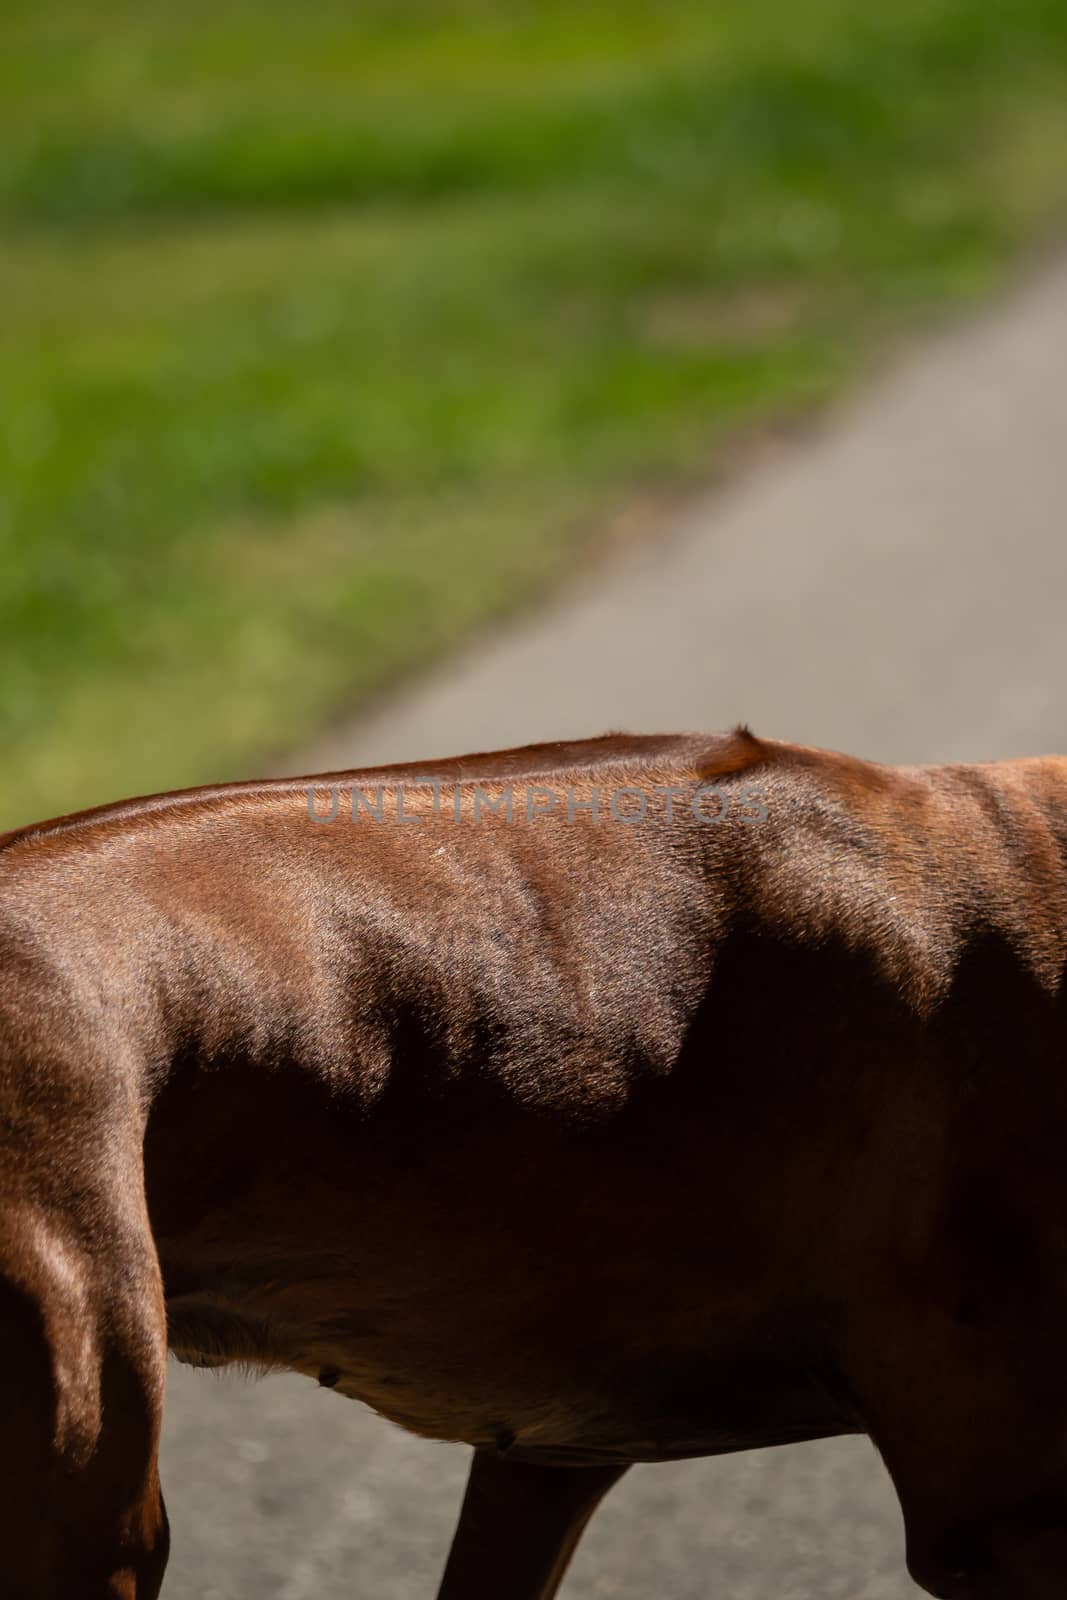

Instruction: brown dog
[3,727,1067,1598]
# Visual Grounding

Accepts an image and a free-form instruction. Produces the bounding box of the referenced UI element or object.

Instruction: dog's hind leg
[0,1196,170,1599]
[436,1450,627,1600]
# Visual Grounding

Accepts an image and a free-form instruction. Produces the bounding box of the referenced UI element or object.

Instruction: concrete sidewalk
[302,257,1067,773]
[160,258,1067,1600]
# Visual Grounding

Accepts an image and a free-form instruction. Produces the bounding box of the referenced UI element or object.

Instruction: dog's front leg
[436,1450,627,1600]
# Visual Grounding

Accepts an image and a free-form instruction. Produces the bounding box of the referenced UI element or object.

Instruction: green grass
[3,0,1067,827]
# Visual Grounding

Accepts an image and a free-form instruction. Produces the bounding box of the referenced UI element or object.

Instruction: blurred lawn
[3,0,1067,826]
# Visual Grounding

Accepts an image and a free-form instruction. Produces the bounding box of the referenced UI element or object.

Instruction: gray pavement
[160,258,1067,1598]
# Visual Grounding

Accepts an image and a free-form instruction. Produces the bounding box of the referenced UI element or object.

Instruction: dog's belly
[163,1267,857,1463]
[148,984,861,1464]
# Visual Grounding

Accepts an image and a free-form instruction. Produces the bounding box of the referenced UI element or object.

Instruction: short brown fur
[5,729,1067,1597]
